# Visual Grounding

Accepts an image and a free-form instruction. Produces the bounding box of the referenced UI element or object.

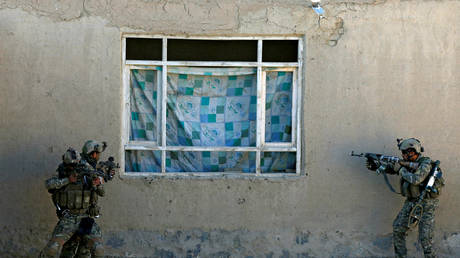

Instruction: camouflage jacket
[390,155,433,199]
[45,161,105,216]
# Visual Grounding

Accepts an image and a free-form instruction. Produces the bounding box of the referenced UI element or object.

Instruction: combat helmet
[82,140,107,156]
[397,138,424,154]
[62,147,81,165]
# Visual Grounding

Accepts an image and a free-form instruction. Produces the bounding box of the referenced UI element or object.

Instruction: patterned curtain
[125,67,295,173]
[129,69,160,141]
[166,67,257,147]
[265,71,293,143]
[165,67,257,172]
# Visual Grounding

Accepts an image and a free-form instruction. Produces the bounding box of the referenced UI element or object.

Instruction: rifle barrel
[350,151,364,157]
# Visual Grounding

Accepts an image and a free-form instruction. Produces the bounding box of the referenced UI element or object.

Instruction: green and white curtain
[126,67,296,173]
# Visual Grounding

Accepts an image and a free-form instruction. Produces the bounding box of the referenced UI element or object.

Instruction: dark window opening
[126,38,162,60]
[262,40,298,62]
[125,38,299,62]
[167,39,258,62]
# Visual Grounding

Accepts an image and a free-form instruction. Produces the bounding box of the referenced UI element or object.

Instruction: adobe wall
[1,0,459,256]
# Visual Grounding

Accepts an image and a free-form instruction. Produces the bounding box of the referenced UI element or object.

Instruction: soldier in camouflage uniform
[368,138,440,258]
[45,148,85,258]
[41,141,114,258]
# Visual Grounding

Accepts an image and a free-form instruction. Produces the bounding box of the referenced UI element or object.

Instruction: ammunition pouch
[55,183,92,210]
[88,188,101,217]
[409,184,421,198]
[400,180,422,199]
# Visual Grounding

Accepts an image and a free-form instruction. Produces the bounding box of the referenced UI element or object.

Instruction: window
[122,36,303,176]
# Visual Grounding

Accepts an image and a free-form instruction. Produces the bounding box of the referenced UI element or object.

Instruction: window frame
[121,35,303,177]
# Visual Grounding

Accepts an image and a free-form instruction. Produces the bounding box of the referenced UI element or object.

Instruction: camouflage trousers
[40,214,103,258]
[393,198,439,258]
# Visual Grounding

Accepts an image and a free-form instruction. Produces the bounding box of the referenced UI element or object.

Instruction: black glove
[366,159,378,171]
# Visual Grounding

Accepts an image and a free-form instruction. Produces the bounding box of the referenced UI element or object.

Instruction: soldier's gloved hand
[109,168,116,177]
[68,173,77,183]
[366,160,376,171]
[92,176,103,186]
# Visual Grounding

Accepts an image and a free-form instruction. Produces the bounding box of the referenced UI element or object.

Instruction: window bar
[296,38,303,175]
[156,69,162,146]
[125,60,298,68]
[291,69,299,175]
[124,145,296,152]
[256,39,263,175]
[161,37,167,174]
[121,37,128,176]
[291,69,298,147]
[125,69,132,145]
[126,60,163,66]
[124,34,301,40]
[260,70,267,146]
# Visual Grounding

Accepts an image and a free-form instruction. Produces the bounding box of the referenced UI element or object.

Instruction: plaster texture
[1,0,459,256]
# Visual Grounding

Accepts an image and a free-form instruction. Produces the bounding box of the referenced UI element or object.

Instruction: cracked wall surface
[1,0,460,256]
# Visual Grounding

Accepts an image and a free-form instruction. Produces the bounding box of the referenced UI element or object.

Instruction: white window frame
[121,35,303,177]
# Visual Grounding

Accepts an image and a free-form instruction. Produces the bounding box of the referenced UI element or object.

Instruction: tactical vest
[54,183,92,211]
[400,157,444,199]
[400,180,421,199]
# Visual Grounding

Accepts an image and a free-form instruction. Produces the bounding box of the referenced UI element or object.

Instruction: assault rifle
[350,151,419,174]
[77,156,119,185]
[350,151,419,194]
[96,156,119,181]
[77,166,108,185]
